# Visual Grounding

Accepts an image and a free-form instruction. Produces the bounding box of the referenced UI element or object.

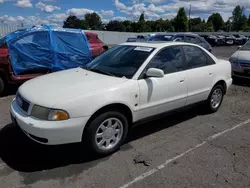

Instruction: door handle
[209,73,213,76]
[180,80,184,83]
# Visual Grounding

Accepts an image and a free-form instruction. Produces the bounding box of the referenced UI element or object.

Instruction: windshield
[84,45,155,79]
[149,35,173,41]
[240,41,250,51]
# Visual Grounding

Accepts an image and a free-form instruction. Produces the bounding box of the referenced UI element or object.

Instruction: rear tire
[206,84,224,113]
[83,111,129,156]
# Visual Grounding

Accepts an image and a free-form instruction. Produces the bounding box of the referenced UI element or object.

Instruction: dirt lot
[0,46,250,188]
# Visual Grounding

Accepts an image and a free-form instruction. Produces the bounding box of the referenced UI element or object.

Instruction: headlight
[48,110,69,121]
[31,105,69,121]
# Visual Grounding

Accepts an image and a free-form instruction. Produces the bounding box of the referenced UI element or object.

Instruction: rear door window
[183,45,208,69]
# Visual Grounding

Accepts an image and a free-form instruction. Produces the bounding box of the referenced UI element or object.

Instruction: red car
[0,31,108,95]
[85,32,108,58]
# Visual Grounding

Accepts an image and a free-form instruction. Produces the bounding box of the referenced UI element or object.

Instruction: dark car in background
[203,35,220,46]
[224,35,236,45]
[126,35,147,42]
[148,33,212,52]
[216,35,226,46]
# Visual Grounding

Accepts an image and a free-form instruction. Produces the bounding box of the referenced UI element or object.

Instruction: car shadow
[0,105,205,174]
[0,124,104,173]
[0,84,19,98]
[233,78,250,87]
[127,106,202,143]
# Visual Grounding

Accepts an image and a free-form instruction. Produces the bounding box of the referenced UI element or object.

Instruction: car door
[136,46,188,120]
[182,45,216,105]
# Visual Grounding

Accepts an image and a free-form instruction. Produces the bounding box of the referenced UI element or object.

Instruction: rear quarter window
[183,45,215,69]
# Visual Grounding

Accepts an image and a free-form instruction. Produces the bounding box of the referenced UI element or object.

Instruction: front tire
[83,111,129,155]
[0,77,5,96]
[206,84,224,113]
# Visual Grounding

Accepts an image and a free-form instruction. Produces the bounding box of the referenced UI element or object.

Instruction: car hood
[231,51,250,61]
[18,68,128,108]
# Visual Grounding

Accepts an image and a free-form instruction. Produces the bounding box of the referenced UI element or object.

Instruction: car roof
[153,32,199,37]
[120,41,201,49]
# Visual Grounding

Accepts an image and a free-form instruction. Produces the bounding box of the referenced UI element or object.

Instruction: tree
[205,22,214,32]
[122,20,133,32]
[207,13,224,31]
[84,12,102,30]
[139,13,145,23]
[240,14,248,30]
[174,7,188,32]
[248,15,250,26]
[63,15,88,29]
[131,22,140,32]
[138,13,146,32]
[232,5,245,31]
[106,20,126,32]
[223,19,232,32]
[189,17,202,31]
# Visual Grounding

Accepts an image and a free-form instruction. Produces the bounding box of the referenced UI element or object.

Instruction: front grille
[240,62,250,68]
[233,71,250,77]
[16,93,30,113]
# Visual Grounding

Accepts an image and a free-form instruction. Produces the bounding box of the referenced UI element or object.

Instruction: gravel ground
[0,46,250,188]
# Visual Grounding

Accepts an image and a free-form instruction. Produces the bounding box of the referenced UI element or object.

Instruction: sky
[0,0,250,26]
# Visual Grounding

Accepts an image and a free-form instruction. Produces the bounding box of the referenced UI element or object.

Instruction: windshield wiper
[89,68,115,77]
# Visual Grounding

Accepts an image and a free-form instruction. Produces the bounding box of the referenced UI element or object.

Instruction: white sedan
[10,42,232,155]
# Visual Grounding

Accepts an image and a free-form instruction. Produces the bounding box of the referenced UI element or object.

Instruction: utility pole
[188,4,191,32]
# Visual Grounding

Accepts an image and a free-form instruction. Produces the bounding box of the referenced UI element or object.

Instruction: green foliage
[207,13,224,31]
[106,20,126,32]
[63,6,249,33]
[231,5,248,31]
[84,13,102,30]
[63,16,88,29]
[189,17,202,32]
[174,7,188,32]
[63,13,102,30]
[139,13,145,23]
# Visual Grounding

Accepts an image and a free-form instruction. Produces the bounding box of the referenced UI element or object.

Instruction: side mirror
[146,68,164,78]
[237,45,242,50]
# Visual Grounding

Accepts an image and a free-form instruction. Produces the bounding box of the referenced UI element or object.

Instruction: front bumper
[10,99,90,145]
[226,78,233,91]
[231,63,250,79]
[232,71,250,79]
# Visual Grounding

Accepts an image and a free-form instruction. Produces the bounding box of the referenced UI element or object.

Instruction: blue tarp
[5,25,92,75]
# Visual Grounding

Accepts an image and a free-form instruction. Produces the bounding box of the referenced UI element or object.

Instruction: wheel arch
[82,103,133,140]
[213,80,227,95]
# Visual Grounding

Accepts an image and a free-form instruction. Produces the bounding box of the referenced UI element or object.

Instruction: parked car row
[127,33,250,49]
[127,33,212,52]
[201,34,249,46]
